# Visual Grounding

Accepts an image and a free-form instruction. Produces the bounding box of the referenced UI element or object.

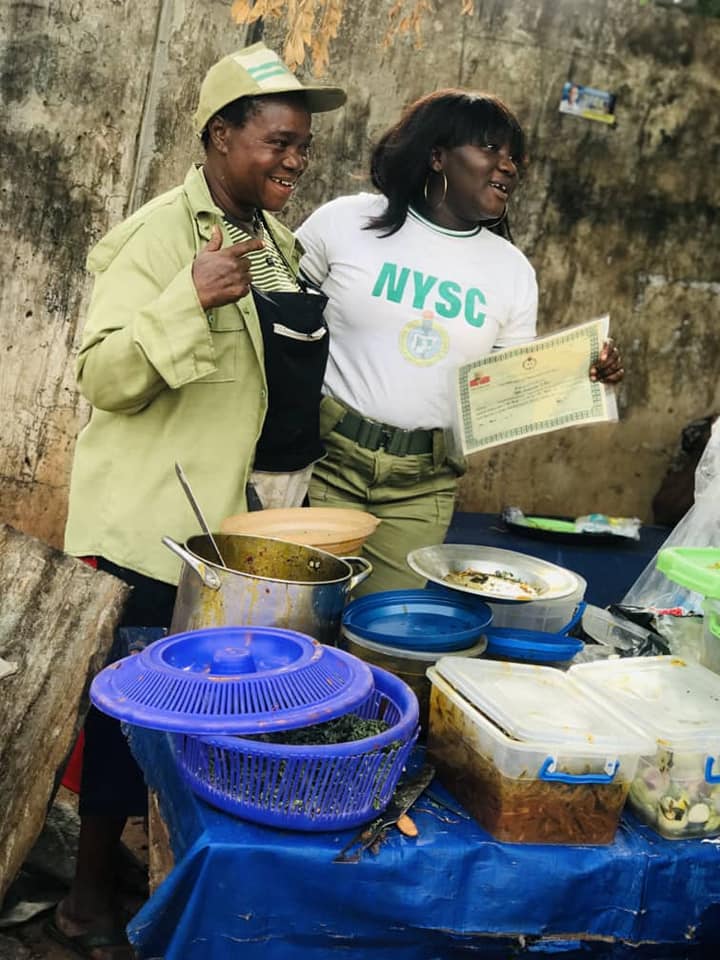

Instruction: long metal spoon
[174,462,227,568]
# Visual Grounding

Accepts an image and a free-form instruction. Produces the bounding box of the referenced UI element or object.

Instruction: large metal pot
[162,533,372,644]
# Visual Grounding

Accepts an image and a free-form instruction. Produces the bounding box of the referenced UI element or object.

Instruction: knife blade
[333,763,435,863]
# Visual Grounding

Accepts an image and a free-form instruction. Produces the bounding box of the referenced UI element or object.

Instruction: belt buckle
[380,426,394,451]
[383,425,411,456]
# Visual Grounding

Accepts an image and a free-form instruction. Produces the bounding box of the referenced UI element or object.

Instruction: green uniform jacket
[64,164,302,584]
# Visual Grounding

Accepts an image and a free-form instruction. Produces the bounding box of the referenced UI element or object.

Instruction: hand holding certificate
[453,317,618,455]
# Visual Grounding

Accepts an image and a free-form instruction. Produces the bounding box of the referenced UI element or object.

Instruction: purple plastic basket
[174,665,419,831]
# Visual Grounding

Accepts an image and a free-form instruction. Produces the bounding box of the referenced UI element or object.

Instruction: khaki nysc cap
[193,41,346,136]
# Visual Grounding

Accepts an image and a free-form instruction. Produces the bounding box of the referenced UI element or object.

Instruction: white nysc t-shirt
[296,193,538,430]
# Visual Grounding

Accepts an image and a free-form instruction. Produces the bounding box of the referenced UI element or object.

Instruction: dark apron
[250,279,329,476]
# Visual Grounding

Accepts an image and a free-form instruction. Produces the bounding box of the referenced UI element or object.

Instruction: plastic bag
[652,612,705,662]
[623,420,720,613]
[578,603,670,657]
[574,514,641,539]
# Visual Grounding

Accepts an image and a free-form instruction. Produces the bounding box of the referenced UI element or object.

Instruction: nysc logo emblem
[399,310,449,366]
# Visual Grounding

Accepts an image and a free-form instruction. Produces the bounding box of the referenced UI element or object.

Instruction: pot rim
[183,532,356,586]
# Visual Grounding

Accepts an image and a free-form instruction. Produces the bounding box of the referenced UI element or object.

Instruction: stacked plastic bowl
[429,574,587,669]
[341,589,492,733]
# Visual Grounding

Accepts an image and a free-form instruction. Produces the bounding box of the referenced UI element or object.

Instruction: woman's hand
[192,226,264,310]
[590,338,624,384]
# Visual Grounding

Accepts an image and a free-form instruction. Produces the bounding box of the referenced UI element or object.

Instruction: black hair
[200,91,309,149]
[366,89,528,241]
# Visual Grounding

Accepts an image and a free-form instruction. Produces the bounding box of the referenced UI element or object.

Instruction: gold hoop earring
[423,170,448,208]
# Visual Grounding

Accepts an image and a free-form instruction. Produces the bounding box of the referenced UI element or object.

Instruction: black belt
[334,410,436,456]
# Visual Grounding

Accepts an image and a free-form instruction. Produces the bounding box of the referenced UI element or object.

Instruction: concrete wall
[2,0,719,548]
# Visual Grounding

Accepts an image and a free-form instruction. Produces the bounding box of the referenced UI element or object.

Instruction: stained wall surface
[2,0,719,548]
[0,0,252,546]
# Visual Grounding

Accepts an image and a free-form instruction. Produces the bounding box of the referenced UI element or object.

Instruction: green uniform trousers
[309,397,461,597]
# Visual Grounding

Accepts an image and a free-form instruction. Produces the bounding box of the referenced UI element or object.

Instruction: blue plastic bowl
[483,602,585,665]
[342,589,492,653]
[484,626,583,665]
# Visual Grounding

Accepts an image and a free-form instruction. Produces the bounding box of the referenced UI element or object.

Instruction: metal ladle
[174,462,227,568]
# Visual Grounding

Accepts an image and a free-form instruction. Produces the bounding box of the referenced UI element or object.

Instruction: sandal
[44,917,134,960]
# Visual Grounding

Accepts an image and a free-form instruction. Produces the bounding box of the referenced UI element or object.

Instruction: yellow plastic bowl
[220,507,380,556]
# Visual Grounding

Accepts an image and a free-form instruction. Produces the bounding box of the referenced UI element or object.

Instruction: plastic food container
[657,547,720,673]
[426,658,652,844]
[341,590,491,733]
[571,655,720,839]
[581,603,659,652]
[702,598,720,673]
[487,573,587,633]
[341,627,487,735]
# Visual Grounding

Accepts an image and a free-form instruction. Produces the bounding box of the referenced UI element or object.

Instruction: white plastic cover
[570,655,720,749]
[433,657,652,753]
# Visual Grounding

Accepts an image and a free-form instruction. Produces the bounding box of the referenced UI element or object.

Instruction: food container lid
[90,625,374,735]
[432,657,653,752]
[656,548,720,599]
[570,655,720,749]
[342,589,492,652]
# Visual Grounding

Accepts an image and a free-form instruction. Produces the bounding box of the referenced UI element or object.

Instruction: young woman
[297,90,622,596]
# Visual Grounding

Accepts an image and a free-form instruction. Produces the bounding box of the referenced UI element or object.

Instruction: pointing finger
[227,237,264,258]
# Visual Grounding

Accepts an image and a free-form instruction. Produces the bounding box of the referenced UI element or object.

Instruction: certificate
[454,317,618,454]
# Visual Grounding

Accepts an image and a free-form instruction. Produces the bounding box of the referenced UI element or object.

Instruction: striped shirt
[224,216,299,293]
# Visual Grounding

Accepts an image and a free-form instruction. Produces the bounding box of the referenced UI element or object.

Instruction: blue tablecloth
[128,731,720,959]
[445,513,670,608]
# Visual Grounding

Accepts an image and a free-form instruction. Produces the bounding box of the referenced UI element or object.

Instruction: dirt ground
[4,791,149,960]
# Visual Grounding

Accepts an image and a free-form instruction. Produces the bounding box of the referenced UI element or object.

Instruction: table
[126,513,714,959]
[446,512,670,608]
[127,727,720,959]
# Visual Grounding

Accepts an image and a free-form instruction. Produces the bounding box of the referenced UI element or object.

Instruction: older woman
[297,89,622,596]
[52,43,344,959]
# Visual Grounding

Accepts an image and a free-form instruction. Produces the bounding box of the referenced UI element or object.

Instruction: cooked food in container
[570,656,720,839]
[442,568,539,600]
[426,658,653,844]
[407,544,580,604]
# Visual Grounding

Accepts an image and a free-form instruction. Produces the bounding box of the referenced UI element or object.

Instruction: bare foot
[47,901,135,960]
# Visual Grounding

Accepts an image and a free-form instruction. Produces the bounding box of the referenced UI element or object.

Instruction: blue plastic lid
[90,625,374,735]
[342,589,492,653]
[484,626,584,665]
